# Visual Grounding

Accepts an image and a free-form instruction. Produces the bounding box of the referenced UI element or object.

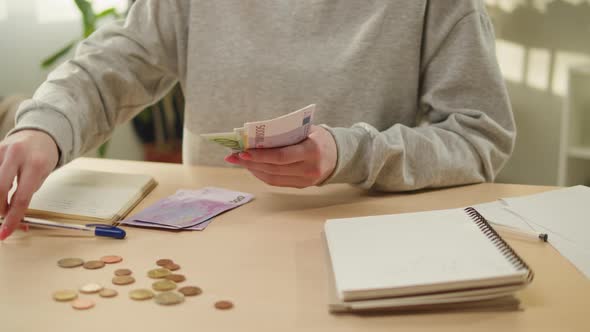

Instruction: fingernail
[224,155,239,164]
[0,227,9,241]
[239,152,252,160]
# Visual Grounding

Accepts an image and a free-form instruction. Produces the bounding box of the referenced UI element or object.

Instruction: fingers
[0,164,43,240]
[240,143,309,165]
[247,169,314,189]
[0,155,19,217]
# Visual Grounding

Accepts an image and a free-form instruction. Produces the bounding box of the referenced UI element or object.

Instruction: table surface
[1,158,588,332]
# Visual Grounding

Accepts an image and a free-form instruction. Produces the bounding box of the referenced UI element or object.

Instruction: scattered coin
[165,274,186,283]
[100,255,123,264]
[147,268,171,279]
[57,258,84,268]
[154,292,184,305]
[178,286,202,296]
[129,289,155,301]
[52,290,78,302]
[83,260,105,270]
[79,283,103,294]
[152,279,177,292]
[72,298,95,310]
[112,275,136,286]
[114,268,132,276]
[214,300,234,310]
[156,259,174,267]
[99,288,118,298]
[163,263,180,271]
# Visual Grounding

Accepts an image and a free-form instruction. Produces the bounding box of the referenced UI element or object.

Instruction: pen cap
[93,226,126,239]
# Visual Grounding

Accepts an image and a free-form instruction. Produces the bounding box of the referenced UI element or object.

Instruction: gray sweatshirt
[11,0,515,192]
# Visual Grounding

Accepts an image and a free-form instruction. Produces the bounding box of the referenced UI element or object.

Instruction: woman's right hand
[0,130,59,240]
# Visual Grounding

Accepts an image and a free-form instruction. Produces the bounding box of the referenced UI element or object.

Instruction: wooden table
[1,158,588,332]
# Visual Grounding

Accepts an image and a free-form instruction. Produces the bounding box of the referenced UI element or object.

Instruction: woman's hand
[225,125,337,188]
[0,130,59,240]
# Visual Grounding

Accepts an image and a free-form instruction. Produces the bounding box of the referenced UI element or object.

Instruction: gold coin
[79,283,103,294]
[214,300,234,310]
[152,279,177,292]
[112,275,135,285]
[99,288,118,298]
[154,292,184,305]
[147,268,171,279]
[83,260,105,270]
[114,268,132,276]
[71,298,95,310]
[156,259,173,267]
[129,289,155,301]
[163,263,180,271]
[57,258,84,268]
[178,286,202,296]
[165,274,186,283]
[52,290,78,302]
[100,255,123,264]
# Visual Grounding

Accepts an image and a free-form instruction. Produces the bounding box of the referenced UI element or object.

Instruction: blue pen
[18,217,126,239]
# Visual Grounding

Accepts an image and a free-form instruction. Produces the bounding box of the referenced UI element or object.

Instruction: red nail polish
[224,155,239,164]
[0,227,9,240]
[239,152,251,160]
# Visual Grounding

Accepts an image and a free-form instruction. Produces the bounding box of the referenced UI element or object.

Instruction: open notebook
[25,167,157,224]
[324,207,533,312]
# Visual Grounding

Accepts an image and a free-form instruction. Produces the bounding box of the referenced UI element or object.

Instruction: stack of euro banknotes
[201,104,316,151]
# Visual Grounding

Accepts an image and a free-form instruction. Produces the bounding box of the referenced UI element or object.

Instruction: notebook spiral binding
[464,207,534,283]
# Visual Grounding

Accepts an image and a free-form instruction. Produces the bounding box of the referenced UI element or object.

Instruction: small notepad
[324,207,533,311]
[26,168,157,223]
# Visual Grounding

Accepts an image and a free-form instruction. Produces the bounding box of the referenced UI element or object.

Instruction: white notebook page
[325,208,524,298]
[27,168,153,221]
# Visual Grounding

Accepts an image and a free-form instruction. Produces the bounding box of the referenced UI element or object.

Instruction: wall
[487,0,590,185]
[0,0,143,161]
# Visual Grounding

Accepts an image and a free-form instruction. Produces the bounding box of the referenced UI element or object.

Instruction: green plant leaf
[74,0,96,37]
[41,40,79,69]
[96,8,121,20]
[98,141,109,158]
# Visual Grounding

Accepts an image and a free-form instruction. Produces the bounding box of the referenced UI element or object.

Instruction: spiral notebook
[324,207,533,312]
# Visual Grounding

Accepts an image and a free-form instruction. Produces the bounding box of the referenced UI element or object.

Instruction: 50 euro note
[201,104,316,151]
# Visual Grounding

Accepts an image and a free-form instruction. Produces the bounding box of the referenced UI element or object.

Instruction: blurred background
[0,0,589,186]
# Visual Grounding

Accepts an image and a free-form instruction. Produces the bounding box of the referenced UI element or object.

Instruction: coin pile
[53,256,234,311]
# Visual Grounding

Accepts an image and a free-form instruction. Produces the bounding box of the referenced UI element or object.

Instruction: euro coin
[114,268,132,276]
[147,268,171,279]
[112,275,135,285]
[156,259,173,267]
[79,283,103,294]
[83,260,105,270]
[178,286,202,296]
[57,258,84,268]
[52,290,78,302]
[165,274,186,283]
[99,288,118,298]
[154,292,184,305]
[163,263,180,271]
[152,279,177,292]
[72,298,95,310]
[214,300,234,310]
[100,255,123,264]
[129,289,155,301]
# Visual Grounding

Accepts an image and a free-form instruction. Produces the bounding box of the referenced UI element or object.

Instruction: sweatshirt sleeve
[322,9,516,192]
[8,0,189,166]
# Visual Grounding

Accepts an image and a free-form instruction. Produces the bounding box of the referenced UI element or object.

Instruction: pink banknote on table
[121,187,254,231]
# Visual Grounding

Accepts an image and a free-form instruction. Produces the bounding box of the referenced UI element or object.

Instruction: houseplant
[41,0,183,162]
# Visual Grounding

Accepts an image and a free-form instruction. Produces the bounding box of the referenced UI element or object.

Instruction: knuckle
[7,141,25,157]
[12,195,30,208]
[29,154,49,171]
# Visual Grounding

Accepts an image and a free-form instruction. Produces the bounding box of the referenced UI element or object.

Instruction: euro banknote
[121,187,254,230]
[201,104,315,151]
